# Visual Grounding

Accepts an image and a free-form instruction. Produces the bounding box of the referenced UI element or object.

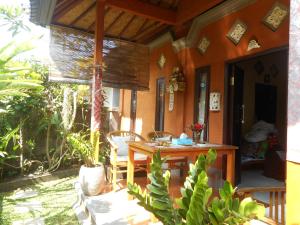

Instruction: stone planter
[79,164,105,196]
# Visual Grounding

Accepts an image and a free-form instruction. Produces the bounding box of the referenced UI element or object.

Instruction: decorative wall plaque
[169,93,174,112]
[227,20,247,45]
[157,53,166,69]
[247,39,261,51]
[209,92,221,111]
[263,2,288,31]
[197,37,210,54]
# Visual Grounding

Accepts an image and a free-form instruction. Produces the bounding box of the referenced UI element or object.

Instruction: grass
[0,176,79,225]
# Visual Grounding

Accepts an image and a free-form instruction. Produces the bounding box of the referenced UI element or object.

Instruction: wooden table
[127,142,238,189]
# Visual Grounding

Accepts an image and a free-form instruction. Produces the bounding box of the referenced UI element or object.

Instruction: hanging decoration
[227,20,247,45]
[167,67,186,93]
[247,39,261,51]
[167,67,185,112]
[263,2,289,32]
[197,37,210,55]
[157,53,166,70]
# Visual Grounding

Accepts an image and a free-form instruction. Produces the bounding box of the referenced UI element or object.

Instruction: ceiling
[51,0,221,44]
[41,0,224,44]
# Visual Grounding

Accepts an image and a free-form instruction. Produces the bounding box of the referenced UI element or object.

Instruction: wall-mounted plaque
[263,2,288,32]
[197,37,210,54]
[227,20,247,45]
[157,53,166,69]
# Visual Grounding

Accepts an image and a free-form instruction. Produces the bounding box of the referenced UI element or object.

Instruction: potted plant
[67,131,106,196]
[128,149,265,225]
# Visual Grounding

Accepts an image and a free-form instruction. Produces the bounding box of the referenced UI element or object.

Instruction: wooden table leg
[226,150,235,185]
[127,147,134,200]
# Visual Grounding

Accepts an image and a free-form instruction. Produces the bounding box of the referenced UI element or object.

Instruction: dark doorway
[194,66,210,141]
[255,84,277,123]
[155,78,165,131]
[226,48,288,186]
[227,64,244,184]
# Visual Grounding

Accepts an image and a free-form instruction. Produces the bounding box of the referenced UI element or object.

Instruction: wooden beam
[118,15,136,37]
[87,7,110,33]
[133,22,162,40]
[104,11,125,33]
[131,21,160,40]
[69,2,96,26]
[91,0,105,163]
[137,24,168,43]
[53,0,83,21]
[131,18,148,38]
[87,22,95,32]
[106,0,176,25]
[176,0,224,24]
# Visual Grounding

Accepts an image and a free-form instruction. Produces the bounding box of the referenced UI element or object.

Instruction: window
[194,67,210,141]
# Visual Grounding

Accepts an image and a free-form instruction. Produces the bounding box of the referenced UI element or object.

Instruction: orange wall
[182,0,289,143]
[121,42,184,138]
[121,0,289,143]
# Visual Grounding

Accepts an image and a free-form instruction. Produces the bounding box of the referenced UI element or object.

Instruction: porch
[3,0,300,224]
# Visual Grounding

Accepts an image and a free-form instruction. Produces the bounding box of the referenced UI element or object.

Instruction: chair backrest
[237,186,286,225]
[147,131,174,141]
[107,131,146,156]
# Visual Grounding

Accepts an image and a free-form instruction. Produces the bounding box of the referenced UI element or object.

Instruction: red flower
[190,123,204,132]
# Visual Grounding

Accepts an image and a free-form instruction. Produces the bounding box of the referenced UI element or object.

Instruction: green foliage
[128,149,265,225]
[67,131,106,167]
[128,152,181,225]
[0,5,30,36]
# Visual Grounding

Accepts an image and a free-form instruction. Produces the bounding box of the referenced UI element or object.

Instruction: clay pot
[79,164,105,196]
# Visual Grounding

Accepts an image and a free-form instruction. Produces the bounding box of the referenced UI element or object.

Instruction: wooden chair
[236,186,286,225]
[147,131,188,176]
[107,131,147,191]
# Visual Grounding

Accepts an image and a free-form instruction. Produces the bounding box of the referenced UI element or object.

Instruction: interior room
[235,49,288,186]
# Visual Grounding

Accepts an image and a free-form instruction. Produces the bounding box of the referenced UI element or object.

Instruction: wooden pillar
[286,1,300,224]
[91,0,105,163]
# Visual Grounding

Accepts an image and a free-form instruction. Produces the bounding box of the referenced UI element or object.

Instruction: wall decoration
[226,20,247,45]
[167,67,185,93]
[254,60,264,75]
[247,39,261,51]
[263,2,288,31]
[157,53,166,69]
[270,64,279,78]
[197,37,210,54]
[209,92,221,111]
[169,93,174,111]
[264,74,271,83]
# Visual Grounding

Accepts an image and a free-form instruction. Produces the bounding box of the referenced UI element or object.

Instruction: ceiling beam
[118,15,136,37]
[176,0,224,24]
[104,11,125,33]
[53,0,83,21]
[106,0,176,25]
[69,2,95,26]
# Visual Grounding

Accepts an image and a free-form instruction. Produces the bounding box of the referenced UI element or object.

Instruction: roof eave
[29,0,57,27]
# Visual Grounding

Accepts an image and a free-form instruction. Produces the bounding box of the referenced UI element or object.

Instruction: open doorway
[226,49,288,187]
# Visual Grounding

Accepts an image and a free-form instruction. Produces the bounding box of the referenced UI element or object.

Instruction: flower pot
[79,164,105,196]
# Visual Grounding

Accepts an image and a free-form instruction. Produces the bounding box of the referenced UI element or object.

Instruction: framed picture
[263,2,289,32]
[227,20,247,45]
[157,53,166,69]
[197,37,210,55]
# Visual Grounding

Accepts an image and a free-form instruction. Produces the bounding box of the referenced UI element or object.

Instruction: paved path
[12,189,45,225]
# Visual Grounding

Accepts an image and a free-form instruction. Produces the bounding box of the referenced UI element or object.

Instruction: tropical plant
[0,41,43,102]
[128,149,265,225]
[67,131,106,167]
[0,5,30,37]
